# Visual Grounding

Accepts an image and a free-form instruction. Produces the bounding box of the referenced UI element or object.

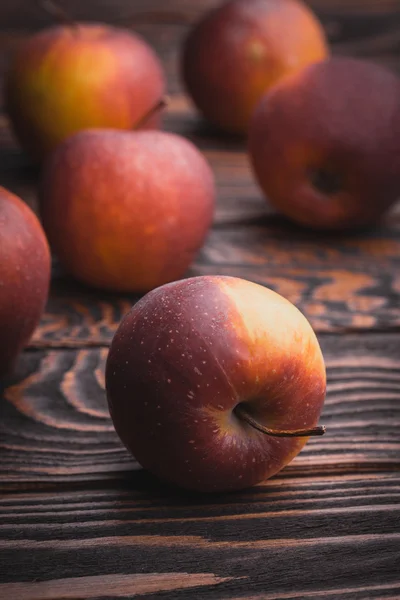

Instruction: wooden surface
[1,1,400,598]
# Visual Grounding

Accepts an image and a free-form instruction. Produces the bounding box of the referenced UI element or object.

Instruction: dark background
[1,0,400,103]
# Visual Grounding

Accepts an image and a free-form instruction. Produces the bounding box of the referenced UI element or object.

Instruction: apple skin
[40,129,215,293]
[182,0,328,135]
[5,23,166,161]
[0,187,51,379]
[249,57,400,230]
[106,275,326,493]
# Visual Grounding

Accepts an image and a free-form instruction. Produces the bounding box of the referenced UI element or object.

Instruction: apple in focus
[5,23,166,161]
[182,0,328,135]
[106,276,326,493]
[249,57,400,230]
[40,129,215,293]
[0,187,51,379]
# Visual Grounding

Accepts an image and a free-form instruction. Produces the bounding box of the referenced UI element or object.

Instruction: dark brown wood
[1,334,400,487]
[0,471,399,598]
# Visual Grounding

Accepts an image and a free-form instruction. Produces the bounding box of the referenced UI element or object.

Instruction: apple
[0,186,51,379]
[249,56,400,230]
[106,275,326,493]
[5,23,166,161]
[40,129,215,293]
[182,0,328,135]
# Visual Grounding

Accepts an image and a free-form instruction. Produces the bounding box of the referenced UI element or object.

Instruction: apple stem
[133,97,169,130]
[35,0,78,30]
[235,404,326,438]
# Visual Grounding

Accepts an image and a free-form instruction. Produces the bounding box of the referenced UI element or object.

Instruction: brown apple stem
[35,0,78,30]
[133,97,169,130]
[235,404,326,438]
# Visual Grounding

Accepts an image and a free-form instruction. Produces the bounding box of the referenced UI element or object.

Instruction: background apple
[106,275,326,493]
[249,57,400,230]
[40,129,215,293]
[5,23,166,161]
[0,186,51,379]
[182,0,328,135]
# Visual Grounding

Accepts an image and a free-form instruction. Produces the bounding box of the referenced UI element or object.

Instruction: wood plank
[0,472,399,598]
[26,210,400,347]
[1,333,400,486]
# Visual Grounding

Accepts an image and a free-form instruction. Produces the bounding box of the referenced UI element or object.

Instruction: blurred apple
[40,129,215,293]
[249,57,400,230]
[5,23,166,161]
[0,187,51,379]
[182,0,328,135]
[106,275,326,493]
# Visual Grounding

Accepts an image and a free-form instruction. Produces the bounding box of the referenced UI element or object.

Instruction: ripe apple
[249,57,400,230]
[106,275,326,493]
[5,23,166,161]
[0,187,51,379]
[40,129,215,293]
[182,0,328,135]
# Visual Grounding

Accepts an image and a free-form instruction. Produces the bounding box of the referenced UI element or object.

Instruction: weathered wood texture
[1,334,399,486]
[1,471,400,598]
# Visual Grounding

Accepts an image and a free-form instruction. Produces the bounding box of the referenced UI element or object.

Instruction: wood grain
[0,573,234,599]
[25,212,400,347]
[1,333,400,486]
[0,472,399,598]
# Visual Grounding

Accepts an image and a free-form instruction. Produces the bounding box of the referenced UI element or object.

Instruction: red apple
[106,275,326,492]
[249,57,400,229]
[5,23,166,161]
[0,187,51,379]
[182,0,328,135]
[40,129,215,293]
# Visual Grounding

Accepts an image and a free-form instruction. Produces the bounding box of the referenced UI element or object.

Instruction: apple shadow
[48,261,143,309]
[242,209,395,243]
[118,464,272,508]
[165,111,247,152]
[0,145,41,209]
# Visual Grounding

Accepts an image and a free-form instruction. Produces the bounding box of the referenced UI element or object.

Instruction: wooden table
[1,2,400,598]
